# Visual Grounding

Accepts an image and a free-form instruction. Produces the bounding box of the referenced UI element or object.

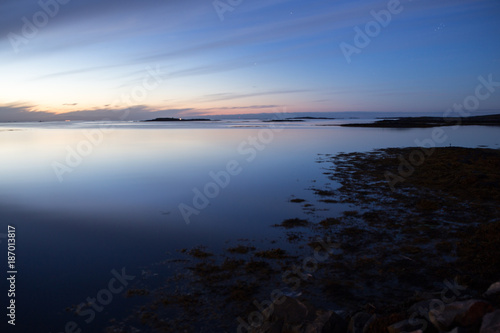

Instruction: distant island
[144,117,213,122]
[288,116,336,120]
[263,116,336,122]
[341,113,500,128]
[262,119,304,122]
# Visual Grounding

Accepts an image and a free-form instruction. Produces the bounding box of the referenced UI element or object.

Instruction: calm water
[0,120,499,331]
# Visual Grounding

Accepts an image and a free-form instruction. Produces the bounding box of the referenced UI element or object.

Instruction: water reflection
[0,121,498,330]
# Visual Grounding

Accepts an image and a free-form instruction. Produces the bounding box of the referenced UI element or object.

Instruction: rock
[429,300,473,331]
[455,300,494,327]
[348,312,374,333]
[303,300,319,322]
[408,299,441,321]
[444,326,482,333]
[305,310,347,333]
[483,282,500,307]
[272,296,310,325]
[306,310,332,333]
[322,311,348,333]
[259,296,329,332]
[484,282,500,305]
[362,314,376,333]
[480,309,500,333]
[253,296,349,333]
[387,319,425,333]
[484,282,500,297]
[251,296,311,333]
[245,319,282,333]
[429,299,493,331]
[262,319,283,333]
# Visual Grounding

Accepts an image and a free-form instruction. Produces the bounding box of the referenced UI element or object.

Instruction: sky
[0,0,499,121]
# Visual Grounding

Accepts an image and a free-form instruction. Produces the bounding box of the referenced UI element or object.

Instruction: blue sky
[1,0,499,121]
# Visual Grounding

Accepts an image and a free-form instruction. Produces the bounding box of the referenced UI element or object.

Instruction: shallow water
[0,120,498,331]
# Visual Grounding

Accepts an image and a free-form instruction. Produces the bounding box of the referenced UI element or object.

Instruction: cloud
[0,103,56,122]
[0,103,193,122]
[58,106,194,121]
[2,0,498,117]
[195,89,311,103]
[33,64,126,81]
[0,0,192,36]
[0,0,211,58]
[14,0,491,83]
[0,102,289,121]
[203,105,281,110]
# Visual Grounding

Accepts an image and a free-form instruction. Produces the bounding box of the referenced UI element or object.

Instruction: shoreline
[105,146,500,332]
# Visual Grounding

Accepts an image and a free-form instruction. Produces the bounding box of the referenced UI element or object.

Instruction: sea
[0,116,499,331]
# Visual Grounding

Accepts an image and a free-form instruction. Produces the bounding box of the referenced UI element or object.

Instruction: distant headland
[341,113,500,128]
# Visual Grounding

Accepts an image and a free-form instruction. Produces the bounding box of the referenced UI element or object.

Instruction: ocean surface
[0,119,499,331]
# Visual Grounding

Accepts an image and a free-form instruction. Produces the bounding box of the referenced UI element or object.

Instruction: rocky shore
[247,281,500,333]
[107,147,500,333]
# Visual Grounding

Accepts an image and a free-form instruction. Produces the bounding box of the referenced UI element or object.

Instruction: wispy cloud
[0,103,193,122]
[203,105,280,110]
[0,103,55,122]
[195,89,311,103]
[1,0,499,119]
[33,64,126,81]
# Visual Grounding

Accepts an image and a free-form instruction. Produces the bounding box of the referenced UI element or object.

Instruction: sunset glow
[1,0,499,121]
